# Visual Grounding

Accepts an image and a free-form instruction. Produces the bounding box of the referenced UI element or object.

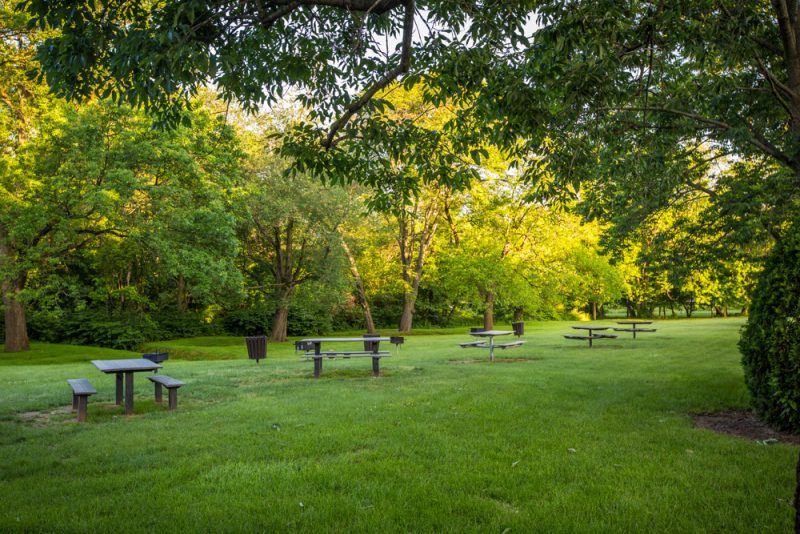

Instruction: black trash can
[245,336,267,363]
[512,322,524,337]
[142,351,169,364]
[363,333,381,353]
[470,327,486,333]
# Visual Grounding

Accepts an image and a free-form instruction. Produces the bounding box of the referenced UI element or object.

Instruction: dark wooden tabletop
[300,337,390,343]
[91,359,162,373]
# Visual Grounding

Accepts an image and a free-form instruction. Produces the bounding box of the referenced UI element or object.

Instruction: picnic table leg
[633,328,637,340]
[76,395,88,422]
[372,356,380,377]
[168,388,178,410]
[124,371,134,415]
[154,382,163,403]
[489,336,495,362]
[115,372,123,405]
[588,336,593,348]
[313,342,323,378]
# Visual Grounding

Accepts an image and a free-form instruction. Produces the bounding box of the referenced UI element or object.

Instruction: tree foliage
[739,218,800,432]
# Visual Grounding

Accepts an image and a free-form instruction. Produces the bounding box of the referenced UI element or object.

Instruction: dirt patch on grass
[18,406,72,426]
[692,410,800,444]
[448,358,538,364]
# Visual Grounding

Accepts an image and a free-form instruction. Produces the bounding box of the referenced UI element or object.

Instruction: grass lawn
[0,318,796,532]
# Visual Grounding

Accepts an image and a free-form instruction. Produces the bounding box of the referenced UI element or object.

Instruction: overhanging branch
[322,0,415,148]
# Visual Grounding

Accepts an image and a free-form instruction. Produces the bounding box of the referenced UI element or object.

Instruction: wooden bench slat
[304,351,390,359]
[67,378,97,396]
[147,375,185,388]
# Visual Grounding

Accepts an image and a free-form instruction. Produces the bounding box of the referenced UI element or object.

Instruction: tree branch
[610,106,795,169]
[322,0,415,148]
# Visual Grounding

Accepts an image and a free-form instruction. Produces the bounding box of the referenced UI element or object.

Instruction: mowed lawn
[0,318,796,532]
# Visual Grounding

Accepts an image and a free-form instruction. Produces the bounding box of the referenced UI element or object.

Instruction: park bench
[562,333,618,348]
[147,375,185,410]
[67,378,96,422]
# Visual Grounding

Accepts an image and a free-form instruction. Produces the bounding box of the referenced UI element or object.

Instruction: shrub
[221,306,273,337]
[60,310,160,350]
[150,311,223,339]
[739,224,800,432]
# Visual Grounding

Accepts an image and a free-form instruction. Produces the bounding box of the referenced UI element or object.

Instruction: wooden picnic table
[91,359,162,415]
[299,337,390,378]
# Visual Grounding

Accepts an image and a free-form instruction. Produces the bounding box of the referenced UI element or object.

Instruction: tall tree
[0,0,53,351]
[240,151,351,341]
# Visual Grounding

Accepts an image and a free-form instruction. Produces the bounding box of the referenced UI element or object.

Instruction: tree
[1,99,245,351]
[1,0,56,351]
[240,149,351,341]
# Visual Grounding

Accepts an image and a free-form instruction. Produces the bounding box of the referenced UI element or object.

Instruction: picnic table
[563,325,618,348]
[460,330,524,362]
[614,320,656,339]
[299,337,390,378]
[91,358,162,415]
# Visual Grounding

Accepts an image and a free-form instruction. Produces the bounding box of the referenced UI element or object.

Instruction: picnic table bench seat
[67,378,96,422]
[303,350,390,359]
[459,340,489,348]
[147,375,185,410]
[613,327,657,333]
[495,340,525,349]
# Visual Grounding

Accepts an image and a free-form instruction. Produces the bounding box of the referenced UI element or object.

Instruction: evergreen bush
[739,225,800,431]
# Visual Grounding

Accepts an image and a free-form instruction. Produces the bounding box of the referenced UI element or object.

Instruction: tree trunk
[591,301,597,321]
[177,274,188,312]
[1,225,29,352]
[3,277,29,352]
[483,291,494,330]
[341,239,376,333]
[399,292,415,332]
[269,304,289,342]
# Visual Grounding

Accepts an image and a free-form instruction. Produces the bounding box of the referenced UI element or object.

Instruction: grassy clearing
[0,318,795,532]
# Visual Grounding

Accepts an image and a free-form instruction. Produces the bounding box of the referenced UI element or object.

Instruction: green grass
[0,318,795,532]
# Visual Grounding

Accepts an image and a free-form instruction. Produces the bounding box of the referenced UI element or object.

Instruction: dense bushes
[27,309,222,350]
[739,224,800,432]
